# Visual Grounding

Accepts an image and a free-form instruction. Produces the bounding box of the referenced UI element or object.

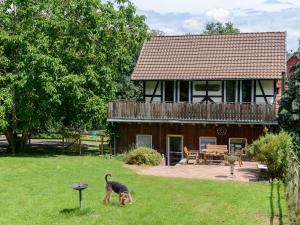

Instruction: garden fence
[287,150,300,221]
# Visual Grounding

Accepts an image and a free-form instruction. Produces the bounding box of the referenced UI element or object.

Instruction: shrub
[125,147,161,166]
[248,131,293,180]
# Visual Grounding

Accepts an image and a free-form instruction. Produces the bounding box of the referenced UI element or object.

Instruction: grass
[0,155,290,225]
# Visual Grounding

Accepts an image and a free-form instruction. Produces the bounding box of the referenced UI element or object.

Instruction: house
[108,32,286,165]
[287,52,299,79]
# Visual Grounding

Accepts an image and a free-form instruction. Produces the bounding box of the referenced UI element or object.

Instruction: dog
[102,174,133,206]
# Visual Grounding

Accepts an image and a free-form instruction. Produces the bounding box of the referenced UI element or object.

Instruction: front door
[167,135,183,165]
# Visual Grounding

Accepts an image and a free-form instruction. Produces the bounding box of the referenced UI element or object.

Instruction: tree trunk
[4,129,17,154]
[4,129,30,153]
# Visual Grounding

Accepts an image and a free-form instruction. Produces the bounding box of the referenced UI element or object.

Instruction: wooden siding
[108,101,277,124]
[115,123,265,155]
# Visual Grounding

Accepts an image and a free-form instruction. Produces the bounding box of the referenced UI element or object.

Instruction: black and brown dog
[102,174,133,206]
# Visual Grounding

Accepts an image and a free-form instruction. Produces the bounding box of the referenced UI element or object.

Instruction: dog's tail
[105,174,111,184]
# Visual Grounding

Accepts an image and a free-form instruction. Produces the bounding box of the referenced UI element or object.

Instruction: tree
[150,29,165,37]
[0,0,149,153]
[279,43,300,155]
[203,22,239,34]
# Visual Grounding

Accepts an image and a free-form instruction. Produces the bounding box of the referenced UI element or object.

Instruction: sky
[131,0,300,51]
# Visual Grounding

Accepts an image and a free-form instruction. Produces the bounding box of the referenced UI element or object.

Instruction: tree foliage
[279,43,300,155]
[0,0,149,152]
[203,22,239,34]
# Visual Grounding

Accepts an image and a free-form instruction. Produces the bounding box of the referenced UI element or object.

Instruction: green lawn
[0,155,289,225]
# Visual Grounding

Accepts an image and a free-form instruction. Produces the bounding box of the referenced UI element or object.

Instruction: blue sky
[131,0,300,51]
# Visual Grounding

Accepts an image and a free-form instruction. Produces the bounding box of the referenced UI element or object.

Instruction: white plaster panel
[145,97,161,102]
[145,81,161,95]
[256,80,274,95]
[193,81,206,95]
[256,97,274,104]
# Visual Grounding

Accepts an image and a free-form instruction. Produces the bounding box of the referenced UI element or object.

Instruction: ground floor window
[199,137,217,152]
[136,135,152,148]
[229,138,247,155]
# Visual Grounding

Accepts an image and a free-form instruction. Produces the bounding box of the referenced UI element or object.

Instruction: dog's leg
[103,189,112,204]
[107,189,113,203]
[119,193,123,206]
[128,193,133,204]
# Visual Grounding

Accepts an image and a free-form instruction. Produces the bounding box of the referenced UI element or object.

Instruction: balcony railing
[108,101,277,124]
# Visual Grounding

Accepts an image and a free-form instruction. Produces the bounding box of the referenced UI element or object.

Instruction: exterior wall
[144,80,279,105]
[192,80,222,103]
[115,122,266,156]
[287,56,298,79]
[144,81,162,102]
[254,80,275,104]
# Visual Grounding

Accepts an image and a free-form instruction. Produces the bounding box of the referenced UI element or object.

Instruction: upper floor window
[225,80,236,103]
[179,81,189,102]
[242,80,252,103]
[165,81,174,102]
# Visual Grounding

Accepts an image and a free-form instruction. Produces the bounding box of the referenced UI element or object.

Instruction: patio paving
[128,161,261,182]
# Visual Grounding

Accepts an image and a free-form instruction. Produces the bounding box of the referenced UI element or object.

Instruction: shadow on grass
[269,181,284,225]
[0,140,103,158]
[60,207,94,216]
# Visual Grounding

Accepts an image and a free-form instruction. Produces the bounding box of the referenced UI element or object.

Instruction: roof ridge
[151,31,285,39]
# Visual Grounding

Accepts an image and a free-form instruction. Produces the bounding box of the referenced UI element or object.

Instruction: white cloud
[131,0,300,14]
[206,8,230,22]
[183,18,203,30]
[140,7,300,50]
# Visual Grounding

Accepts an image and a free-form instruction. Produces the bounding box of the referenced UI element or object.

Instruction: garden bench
[203,144,228,164]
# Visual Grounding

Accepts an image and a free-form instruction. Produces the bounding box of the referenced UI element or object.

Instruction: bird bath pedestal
[227,155,237,178]
[72,183,88,209]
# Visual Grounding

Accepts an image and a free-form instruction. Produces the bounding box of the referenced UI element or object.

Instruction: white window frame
[229,138,247,155]
[136,134,152,148]
[199,137,217,152]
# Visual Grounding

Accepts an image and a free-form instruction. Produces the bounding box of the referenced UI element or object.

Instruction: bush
[248,131,293,180]
[125,147,161,166]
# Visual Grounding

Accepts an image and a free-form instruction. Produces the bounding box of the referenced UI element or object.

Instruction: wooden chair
[203,144,228,164]
[234,149,243,167]
[184,146,199,164]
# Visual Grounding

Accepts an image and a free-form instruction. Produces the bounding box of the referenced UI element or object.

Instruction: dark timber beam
[150,81,160,102]
[258,80,268,104]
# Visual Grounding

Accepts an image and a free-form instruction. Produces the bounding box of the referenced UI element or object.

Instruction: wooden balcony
[108,101,277,125]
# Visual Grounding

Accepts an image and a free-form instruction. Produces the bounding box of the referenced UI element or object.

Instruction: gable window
[229,138,247,155]
[199,137,217,152]
[136,135,152,148]
[225,80,236,103]
[165,81,174,102]
[242,80,252,103]
[179,81,189,102]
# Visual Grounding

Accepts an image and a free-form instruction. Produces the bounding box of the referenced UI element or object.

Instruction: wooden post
[298,165,300,214]
[79,139,82,155]
[100,136,104,155]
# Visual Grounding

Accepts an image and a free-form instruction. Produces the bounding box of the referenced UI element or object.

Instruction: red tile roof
[131,32,286,80]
